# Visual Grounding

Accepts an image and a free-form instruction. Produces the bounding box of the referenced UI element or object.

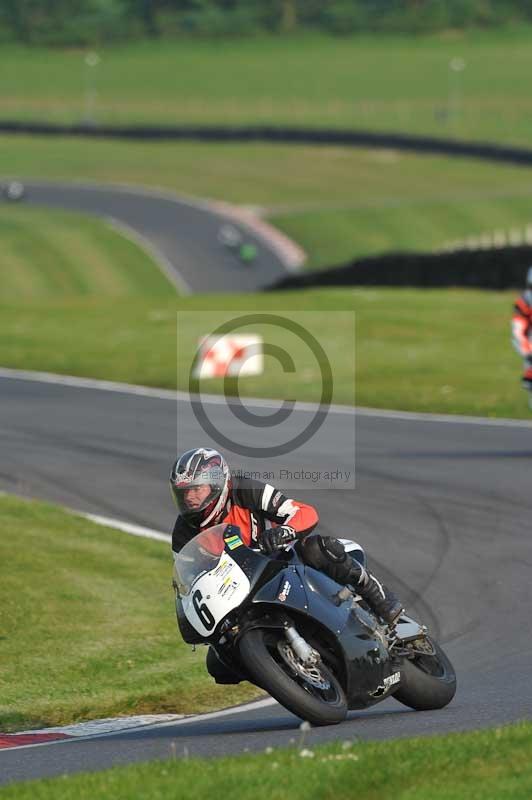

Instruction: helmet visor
[171,466,225,516]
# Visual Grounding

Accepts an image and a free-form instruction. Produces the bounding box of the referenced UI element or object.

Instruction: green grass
[1,288,528,418]
[273,195,532,269]
[3,722,532,799]
[1,143,530,419]
[5,137,532,268]
[4,28,532,148]
[0,206,174,298]
[0,494,258,733]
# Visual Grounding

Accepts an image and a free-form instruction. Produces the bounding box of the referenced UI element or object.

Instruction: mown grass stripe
[0,207,175,299]
[1,211,90,295]
[0,238,49,299]
[43,223,130,296]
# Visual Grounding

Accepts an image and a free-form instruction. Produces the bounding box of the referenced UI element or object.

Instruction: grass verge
[5,137,532,269]
[1,288,529,418]
[0,206,174,299]
[4,29,532,147]
[2,722,532,798]
[0,494,258,733]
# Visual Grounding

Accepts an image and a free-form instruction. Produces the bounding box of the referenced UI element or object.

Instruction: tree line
[3,0,532,44]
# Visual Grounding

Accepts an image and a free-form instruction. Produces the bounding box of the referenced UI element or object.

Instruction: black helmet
[170,448,232,528]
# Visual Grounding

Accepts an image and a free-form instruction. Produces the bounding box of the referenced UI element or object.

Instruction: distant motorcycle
[217,224,257,266]
[173,524,456,726]
[2,181,25,201]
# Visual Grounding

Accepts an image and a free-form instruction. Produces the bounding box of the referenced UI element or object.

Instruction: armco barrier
[271,246,532,291]
[3,120,532,167]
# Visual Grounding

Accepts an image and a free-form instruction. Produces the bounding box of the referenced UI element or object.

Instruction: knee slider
[318,536,348,564]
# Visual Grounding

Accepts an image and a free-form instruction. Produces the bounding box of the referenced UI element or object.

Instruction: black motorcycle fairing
[252,564,309,611]
[207,644,250,685]
[226,538,287,592]
[298,566,397,708]
[247,562,398,709]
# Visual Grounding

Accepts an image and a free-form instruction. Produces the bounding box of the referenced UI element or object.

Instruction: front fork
[283,623,320,665]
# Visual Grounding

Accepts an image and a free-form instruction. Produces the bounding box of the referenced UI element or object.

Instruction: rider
[512,267,532,391]
[170,447,404,628]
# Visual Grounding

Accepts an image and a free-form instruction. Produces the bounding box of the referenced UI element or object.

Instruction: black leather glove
[260,526,296,555]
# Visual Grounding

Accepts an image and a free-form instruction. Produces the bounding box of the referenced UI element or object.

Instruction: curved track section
[21,181,295,294]
[0,374,531,784]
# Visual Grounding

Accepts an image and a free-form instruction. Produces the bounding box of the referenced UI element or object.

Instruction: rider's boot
[346,563,403,625]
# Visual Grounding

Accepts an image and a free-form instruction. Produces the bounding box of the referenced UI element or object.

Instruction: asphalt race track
[1,372,532,784]
[21,181,294,294]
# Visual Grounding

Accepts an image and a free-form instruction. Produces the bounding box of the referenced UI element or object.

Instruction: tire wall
[272,246,532,291]
[3,122,532,168]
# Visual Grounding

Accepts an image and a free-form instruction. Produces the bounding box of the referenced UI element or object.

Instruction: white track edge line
[81,512,171,543]
[0,699,277,753]
[1,366,532,428]
[104,216,191,295]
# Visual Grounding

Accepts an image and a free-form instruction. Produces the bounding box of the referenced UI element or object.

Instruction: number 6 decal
[192,589,216,631]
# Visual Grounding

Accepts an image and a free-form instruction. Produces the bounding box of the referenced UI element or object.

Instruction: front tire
[239,628,347,726]
[394,637,456,711]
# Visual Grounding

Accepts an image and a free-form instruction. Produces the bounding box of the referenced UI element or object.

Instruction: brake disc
[277,642,331,690]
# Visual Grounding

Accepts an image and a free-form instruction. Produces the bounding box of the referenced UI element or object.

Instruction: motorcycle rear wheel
[393,637,456,711]
[239,628,347,726]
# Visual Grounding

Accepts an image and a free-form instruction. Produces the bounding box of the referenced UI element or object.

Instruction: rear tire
[394,637,456,711]
[239,628,347,726]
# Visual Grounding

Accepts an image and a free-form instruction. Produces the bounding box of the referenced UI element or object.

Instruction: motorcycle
[2,181,25,202]
[173,523,456,726]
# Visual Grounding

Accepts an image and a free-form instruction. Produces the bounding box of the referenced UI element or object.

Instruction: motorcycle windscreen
[174,524,251,637]
[173,524,229,595]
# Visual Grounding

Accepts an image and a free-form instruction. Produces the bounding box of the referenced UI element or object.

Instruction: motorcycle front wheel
[239,628,347,726]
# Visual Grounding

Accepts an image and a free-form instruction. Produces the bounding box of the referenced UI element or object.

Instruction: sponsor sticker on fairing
[218,576,239,598]
[224,534,243,550]
[370,671,401,698]
[212,558,233,579]
[278,580,291,602]
[383,671,400,690]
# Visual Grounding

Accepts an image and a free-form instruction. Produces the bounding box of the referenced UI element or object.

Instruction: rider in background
[170,447,403,627]
[512,267,532,391]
